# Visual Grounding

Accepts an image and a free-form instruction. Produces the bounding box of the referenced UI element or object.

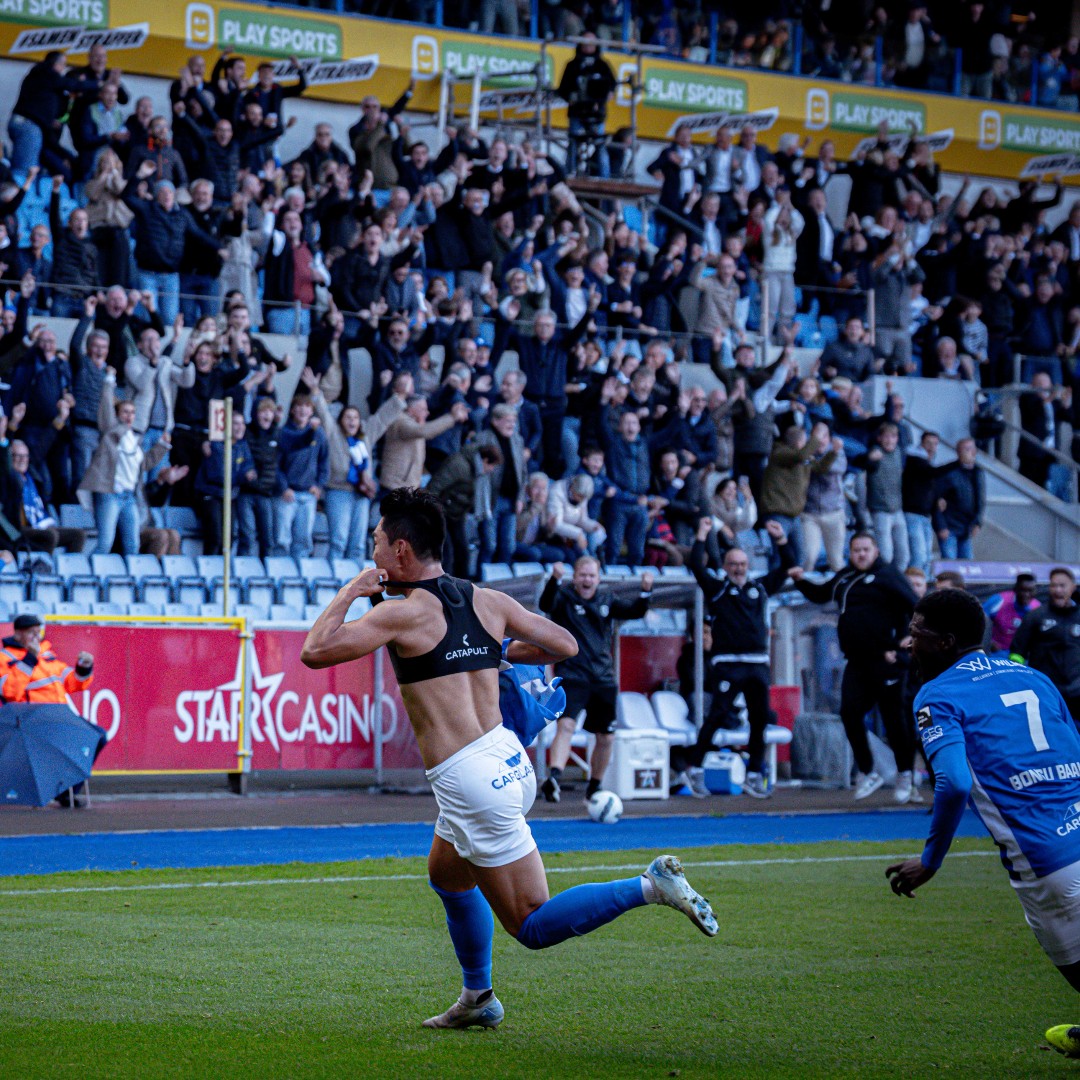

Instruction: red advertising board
[44,623,243,773]
[248,629,422,771]
[23,622,426,774]
[6,623,689,775]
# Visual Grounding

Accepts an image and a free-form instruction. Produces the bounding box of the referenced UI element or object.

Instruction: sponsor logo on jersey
[922,724,944,745]
[956,655,993,672]
[444,633,492,662]
[505,752,521,768]
[1042,619,1058,632]
[599,604,610,617]
[747,587,760,600]
[916,706,933,730]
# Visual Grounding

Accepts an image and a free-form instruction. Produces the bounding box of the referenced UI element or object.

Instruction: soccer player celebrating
[301,488,716,1031]
[885,588,1080,1057]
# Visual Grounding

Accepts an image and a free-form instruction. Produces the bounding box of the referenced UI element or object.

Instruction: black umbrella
[0,704,108,808]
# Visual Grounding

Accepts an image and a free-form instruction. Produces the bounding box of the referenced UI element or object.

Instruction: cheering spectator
[934,437,983,559]
[84,149,134,288]
[601,410,651,567]
[125,114,187,190]
[263,208,330,336]
[275,393,329,560]
[801,424,848,571]
[49,176,99,317]
[194,411,253,555]
[859,422,908,570]
[238,398,285,558]
[1017,371,1067,491]
[427,442,502,578]
[78,371,168,555]
[125,321,195,454]
[820,316,879,383]
[68,296,112,489]
[547,472,606,557]
[902,430,944,577]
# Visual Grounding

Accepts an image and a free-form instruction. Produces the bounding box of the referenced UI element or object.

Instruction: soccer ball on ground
[587,790,623,824]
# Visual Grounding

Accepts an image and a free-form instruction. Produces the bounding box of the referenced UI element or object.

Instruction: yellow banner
[3,0,1080,184]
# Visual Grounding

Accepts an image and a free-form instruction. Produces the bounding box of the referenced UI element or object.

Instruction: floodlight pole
[223,396,233,616]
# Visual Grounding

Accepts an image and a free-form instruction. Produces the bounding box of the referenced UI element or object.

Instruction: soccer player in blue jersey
[885,588,1080,1057]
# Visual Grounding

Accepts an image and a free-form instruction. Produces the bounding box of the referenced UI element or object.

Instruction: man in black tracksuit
[791,532,918,802]
[538,556,653,802]
[687,517,792,798]
[1011,566,1080,723]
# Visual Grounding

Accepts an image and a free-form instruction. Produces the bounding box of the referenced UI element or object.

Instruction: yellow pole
[223,396,233,616]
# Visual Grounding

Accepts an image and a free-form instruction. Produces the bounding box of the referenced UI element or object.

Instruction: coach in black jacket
[791,533,918,801]
[684,518,792,797]
[538,557,652,802]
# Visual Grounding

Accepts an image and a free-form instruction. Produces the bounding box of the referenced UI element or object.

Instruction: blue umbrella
[0,704,107,808]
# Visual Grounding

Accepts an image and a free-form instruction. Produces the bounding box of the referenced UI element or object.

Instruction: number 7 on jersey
[1001,689,1050,752]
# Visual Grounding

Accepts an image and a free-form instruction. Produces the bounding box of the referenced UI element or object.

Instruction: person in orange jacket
[0,612,94,705]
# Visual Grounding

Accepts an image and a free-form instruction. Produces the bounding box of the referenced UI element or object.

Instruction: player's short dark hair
[1050,566,1076,583]
[915,589,987,650]
[934,570,966,590]
[1015,572,1036,587]
[379,487,445,562]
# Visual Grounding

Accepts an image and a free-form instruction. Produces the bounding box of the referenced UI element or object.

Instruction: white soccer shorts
[426,724,538,868]
[1013,857,1080,967]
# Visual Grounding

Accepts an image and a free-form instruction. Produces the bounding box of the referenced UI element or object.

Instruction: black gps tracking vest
[375,575,503,686]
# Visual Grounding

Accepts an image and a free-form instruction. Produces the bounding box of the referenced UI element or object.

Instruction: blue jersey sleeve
[982,594,1004,619]
[921,740,973,870]
[913,687,966,762]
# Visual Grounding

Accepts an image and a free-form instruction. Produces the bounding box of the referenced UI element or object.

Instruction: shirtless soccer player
[302,488,717,1030]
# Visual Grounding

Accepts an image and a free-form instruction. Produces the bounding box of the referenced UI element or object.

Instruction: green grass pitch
[0,837,1075,1079]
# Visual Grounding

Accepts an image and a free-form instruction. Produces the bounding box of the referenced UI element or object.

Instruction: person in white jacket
[546,473,606,557]
[762,189,804,344]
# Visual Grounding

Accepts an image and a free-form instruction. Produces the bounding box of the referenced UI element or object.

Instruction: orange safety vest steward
[0,637,93,704]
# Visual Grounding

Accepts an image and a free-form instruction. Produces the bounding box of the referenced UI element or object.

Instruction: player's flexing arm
[490,588,579,666]
[301,567,407,668]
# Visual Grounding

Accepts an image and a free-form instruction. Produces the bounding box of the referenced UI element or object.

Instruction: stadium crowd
[0,41,1073,581]
[305,0,1076,111]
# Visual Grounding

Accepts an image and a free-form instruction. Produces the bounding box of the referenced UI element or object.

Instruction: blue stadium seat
[17,600,46,617]
[332,558,360,583]
[819,315,839,344]
[236,603,268,623]
[201,601,236,618]
[303,604,324,624]
[30,574,65,608]
[660,564,692,578]
[0,599,11,623]
[622,205,644,233]
[53,601,89,616]
[602,565,632,577]
[128,602,163,617]
[164,506,200,536]
[162,555,206,607]
[56,553,99,606]
[59,504,94,533]
[91,602,126,617]
[512,562,545,577]
[300,557,337,602]
[17,551,53,572]
[265,556,307,609]
[481,563,513,582]
[92,554,136,606]
[233,556,274,608]
[164,603,197,618]
[270,604,303,622]
[127,554,171,607]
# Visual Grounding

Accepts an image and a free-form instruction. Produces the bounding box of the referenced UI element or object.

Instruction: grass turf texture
[0,838,1074,1079]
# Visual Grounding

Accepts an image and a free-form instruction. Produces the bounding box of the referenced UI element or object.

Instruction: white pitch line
[0,850,997,899]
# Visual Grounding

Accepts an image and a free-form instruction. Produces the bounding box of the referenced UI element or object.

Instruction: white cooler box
[604,729,669,801]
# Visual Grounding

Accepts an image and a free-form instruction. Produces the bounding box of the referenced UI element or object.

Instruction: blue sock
[516,878,647,950]
[429,882,495,991]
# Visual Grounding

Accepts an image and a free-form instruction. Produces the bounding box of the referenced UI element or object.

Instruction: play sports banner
[0,0,1079,184]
